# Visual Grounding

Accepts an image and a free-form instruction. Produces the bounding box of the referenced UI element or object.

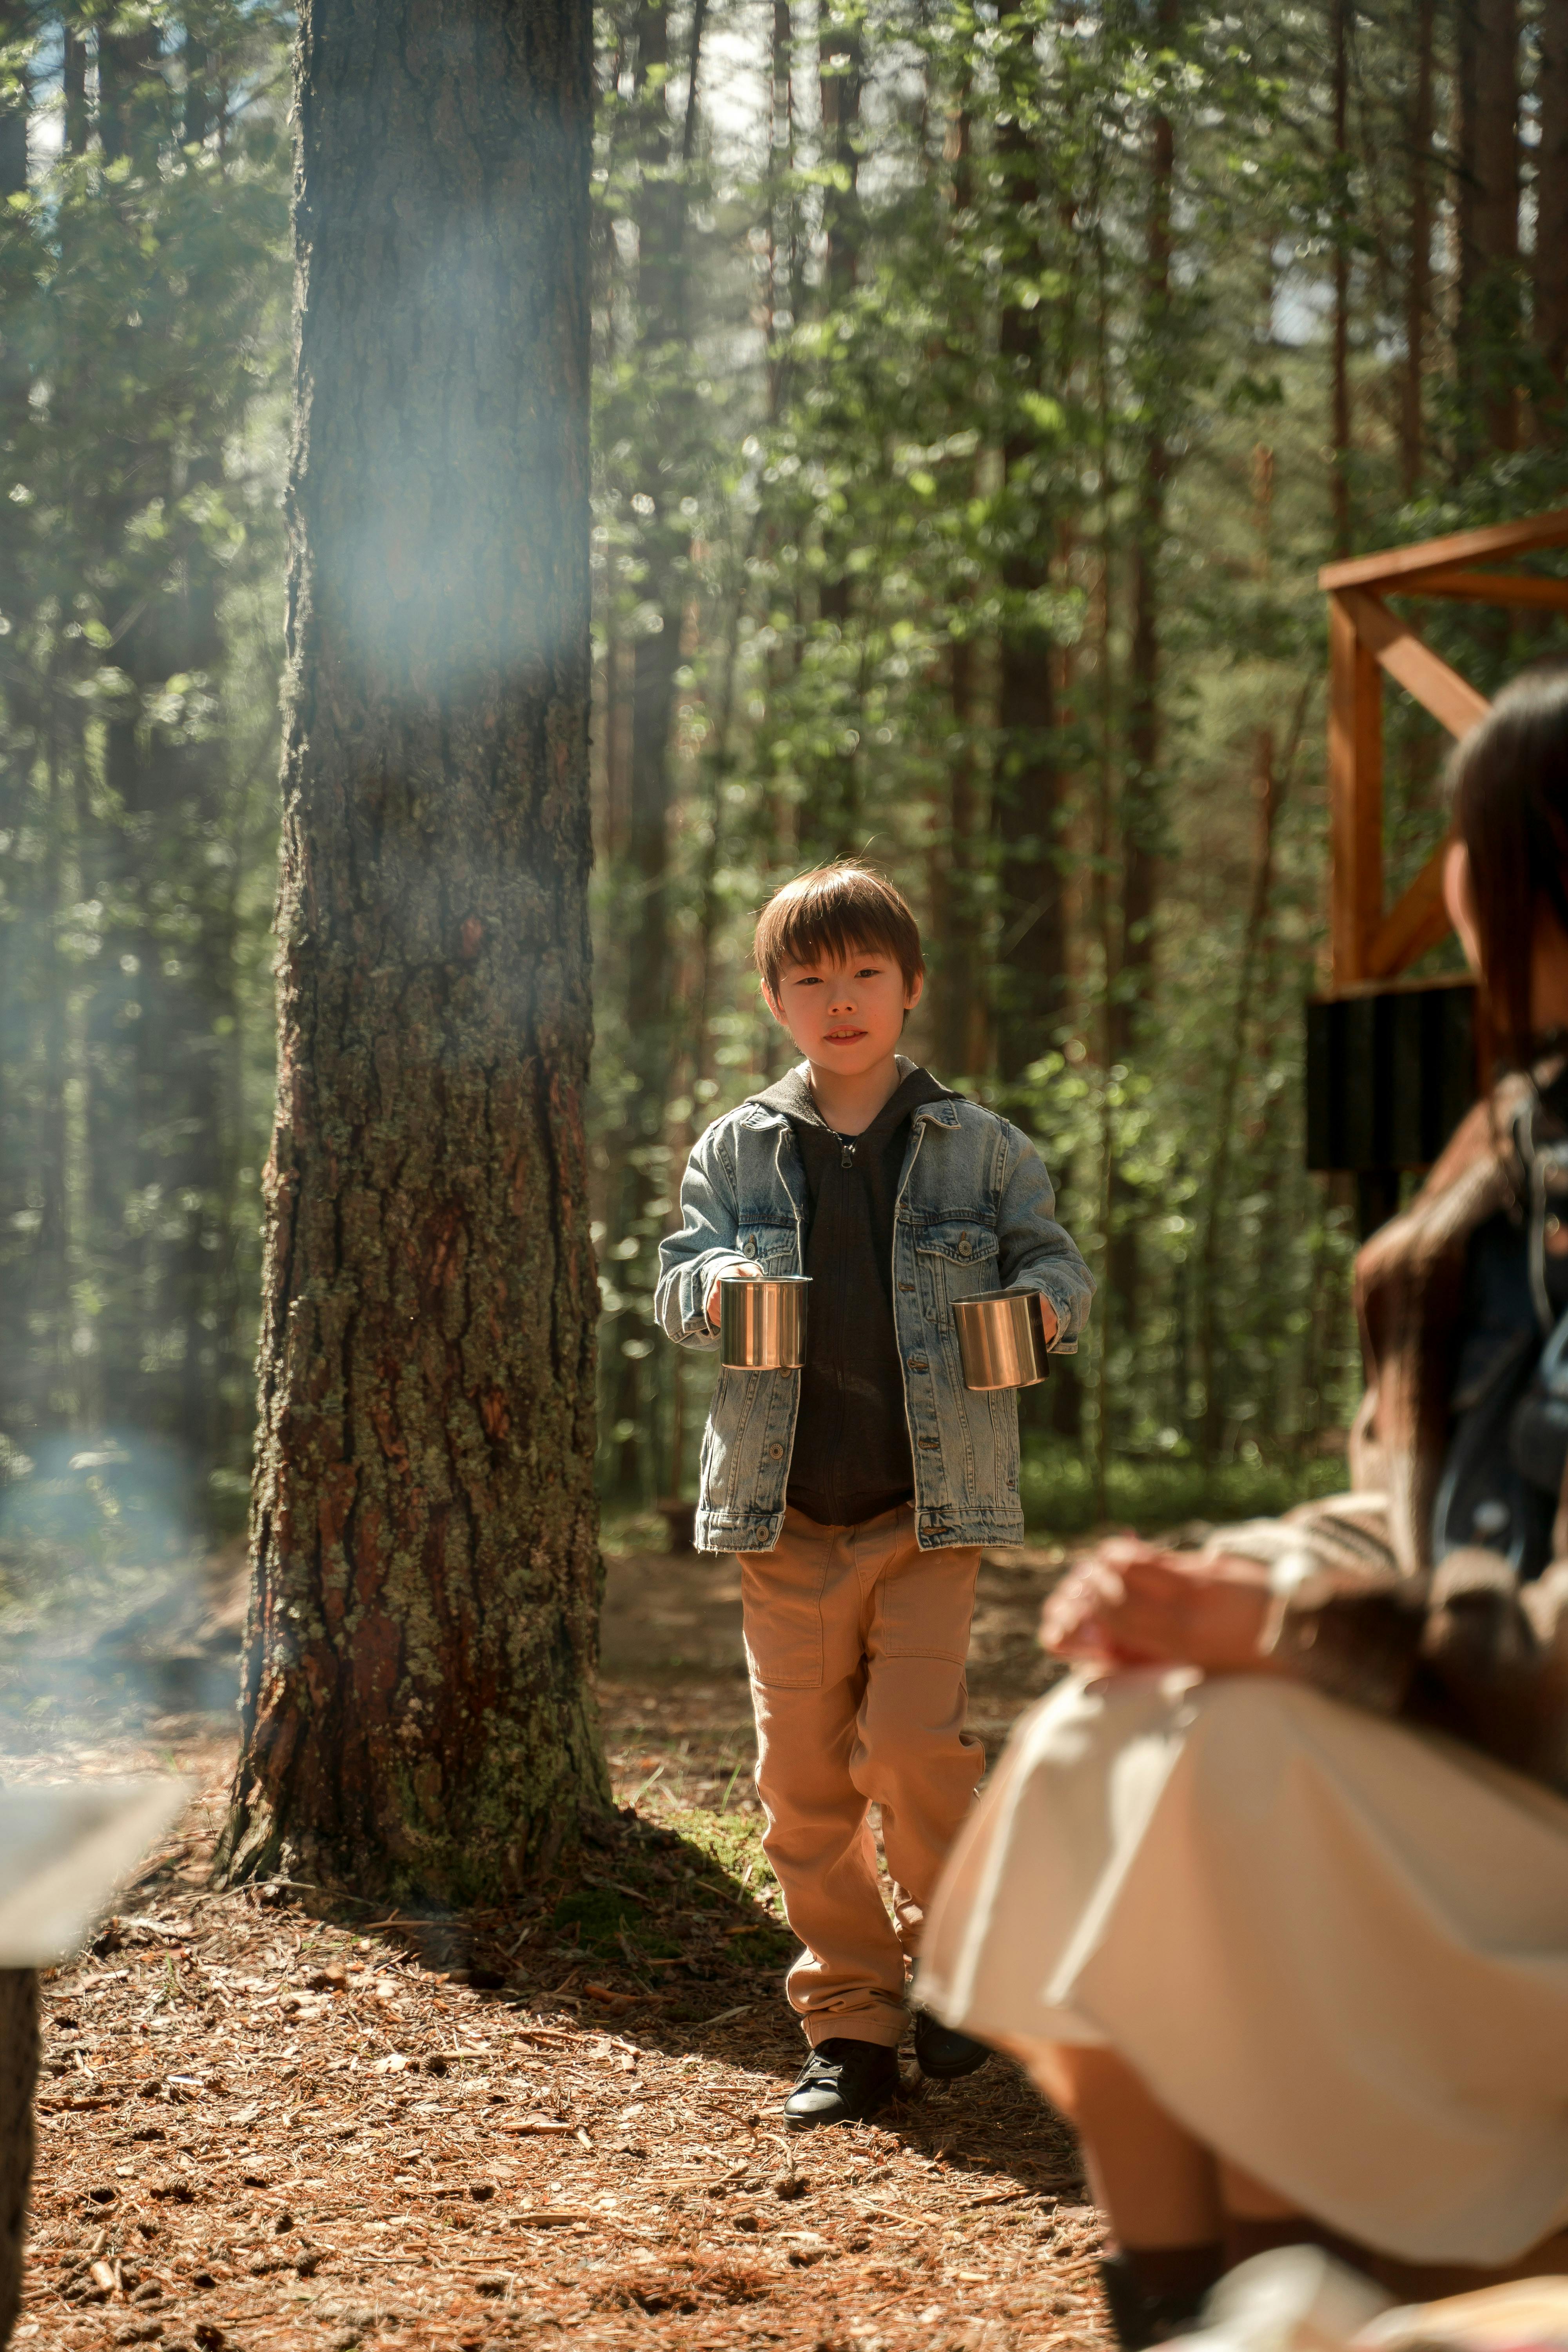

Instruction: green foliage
[5,0,1566,1564]
[1020,1440,1352,1540]
[0,2,290,1539]
[584,0,1568,1533]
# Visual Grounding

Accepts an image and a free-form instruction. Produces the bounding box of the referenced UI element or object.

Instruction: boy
[654,862,1093,2127]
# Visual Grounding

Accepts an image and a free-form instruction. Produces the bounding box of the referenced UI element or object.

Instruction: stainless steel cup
[719,1275,810,1370]
[952,1287,1053,1390]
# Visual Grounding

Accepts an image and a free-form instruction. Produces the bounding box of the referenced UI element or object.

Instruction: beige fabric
[740,1503,984,2046]
[918,1669,1568,2265]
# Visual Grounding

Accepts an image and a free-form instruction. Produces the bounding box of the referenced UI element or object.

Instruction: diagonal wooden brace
[1334,589,1490,740]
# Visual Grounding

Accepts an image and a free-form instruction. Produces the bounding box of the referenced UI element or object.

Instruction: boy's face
[764,946,923,1078]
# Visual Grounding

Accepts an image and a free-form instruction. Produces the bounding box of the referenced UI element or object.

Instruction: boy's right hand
[707,1261,762,1328]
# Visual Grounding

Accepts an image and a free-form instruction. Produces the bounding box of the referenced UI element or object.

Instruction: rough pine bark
[216,0,608,1905]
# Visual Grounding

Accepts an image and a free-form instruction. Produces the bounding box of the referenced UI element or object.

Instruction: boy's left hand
[1040,1537,1274,1675]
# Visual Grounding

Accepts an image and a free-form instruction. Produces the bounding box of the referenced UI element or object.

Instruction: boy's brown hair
[753,862,925,998]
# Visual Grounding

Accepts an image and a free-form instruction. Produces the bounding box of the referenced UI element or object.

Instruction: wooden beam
[1390,567,1568,608]
[1318,505,1568,592]
[1336,589,1491,739]
[1366,840,1454,978]
[1328,593,1384,987]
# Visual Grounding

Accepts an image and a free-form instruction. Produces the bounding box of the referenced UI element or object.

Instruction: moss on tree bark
[216,0,608,1905]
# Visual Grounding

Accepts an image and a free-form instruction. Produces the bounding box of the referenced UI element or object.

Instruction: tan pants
[739,1502,984,2047]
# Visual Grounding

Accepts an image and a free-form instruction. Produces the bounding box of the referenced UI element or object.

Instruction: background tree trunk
[1330,0,1352,551]
[1455,0,1520,450]
[217,0,607,1905]
[0,4,34,1446]
[931,95,987,1084]
[993,121,1064,1094]
[1401,0,1435,488]
[1537,0,1568,388]
[809,0,863,856]
[1109,0,1178,1337]
[610,0,703,1503]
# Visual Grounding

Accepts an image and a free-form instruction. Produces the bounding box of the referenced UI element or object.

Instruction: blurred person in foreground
[916,664,1568,2341]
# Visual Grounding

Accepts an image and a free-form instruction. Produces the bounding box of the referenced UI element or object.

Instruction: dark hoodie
[752,1057,956,1528]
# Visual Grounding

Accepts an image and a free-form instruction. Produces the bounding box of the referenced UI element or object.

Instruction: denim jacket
[655,1087,1094,1552]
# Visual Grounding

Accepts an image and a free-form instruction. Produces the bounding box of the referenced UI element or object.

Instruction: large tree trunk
[216,0,607,1905]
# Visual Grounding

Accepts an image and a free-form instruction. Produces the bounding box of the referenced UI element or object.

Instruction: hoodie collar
[748,1057,960,1132]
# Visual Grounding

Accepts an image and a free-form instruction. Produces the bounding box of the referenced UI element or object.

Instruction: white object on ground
[1172,2252,1393,2352]
[0,1779,189,1966]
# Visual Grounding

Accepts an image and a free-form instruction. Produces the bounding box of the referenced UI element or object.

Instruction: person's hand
[707,1260,762,1328]
[1040,1537,1274,1675]
[1036,1296,1059,1345]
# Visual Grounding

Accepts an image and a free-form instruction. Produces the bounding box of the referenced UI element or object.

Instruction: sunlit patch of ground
[17,1541,1104,2352]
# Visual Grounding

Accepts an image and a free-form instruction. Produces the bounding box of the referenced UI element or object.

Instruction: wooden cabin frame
[1319,508,1568,991]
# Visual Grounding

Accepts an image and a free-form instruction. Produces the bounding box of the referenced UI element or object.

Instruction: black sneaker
[1098,2254,1214,2350]
[913,2010,993,2081]
[783,2038,901,2129]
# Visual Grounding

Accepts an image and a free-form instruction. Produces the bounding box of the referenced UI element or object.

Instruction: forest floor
[8,1535,1108,2352]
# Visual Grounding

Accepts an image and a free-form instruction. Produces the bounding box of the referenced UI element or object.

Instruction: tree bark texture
[0,1970,37,2346]
[217,0,608,1906]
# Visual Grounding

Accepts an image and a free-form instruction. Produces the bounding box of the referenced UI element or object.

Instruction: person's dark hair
[1448,659,1568,1068]
[753,862,925,998]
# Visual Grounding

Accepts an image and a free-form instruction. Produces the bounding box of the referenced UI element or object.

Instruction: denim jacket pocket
[913,1219,1000,1323]
[737,1220,797,1275]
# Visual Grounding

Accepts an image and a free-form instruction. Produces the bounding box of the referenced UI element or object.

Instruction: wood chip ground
[13,1543,1107,2352]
